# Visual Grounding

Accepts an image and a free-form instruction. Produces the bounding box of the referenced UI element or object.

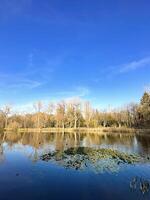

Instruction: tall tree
[83,101,93,128]
[33,101,43,128]
[138,92,150,127]
[55,101,66,128]
[2,105,11,128]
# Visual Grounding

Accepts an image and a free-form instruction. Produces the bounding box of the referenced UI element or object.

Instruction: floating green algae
[40,147,148,173]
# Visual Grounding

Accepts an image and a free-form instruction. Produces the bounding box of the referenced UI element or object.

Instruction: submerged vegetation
[40,147,149,173]
[0,91,150,131]
[130,177,150,195]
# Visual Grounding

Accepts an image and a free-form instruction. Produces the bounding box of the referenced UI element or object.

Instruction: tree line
[0,92,150,130]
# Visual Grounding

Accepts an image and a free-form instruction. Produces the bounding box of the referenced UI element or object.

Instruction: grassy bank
[3,127,150,134]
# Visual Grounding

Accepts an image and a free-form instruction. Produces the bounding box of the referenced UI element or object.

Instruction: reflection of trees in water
[101,134,135,147]
[28,149,39,163]
[0,132,150,157]
[0,143,5,163]
[130,176,150,195]
[136,135,150,155]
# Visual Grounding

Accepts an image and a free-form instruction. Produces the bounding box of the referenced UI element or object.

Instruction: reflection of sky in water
[0,132,150,200]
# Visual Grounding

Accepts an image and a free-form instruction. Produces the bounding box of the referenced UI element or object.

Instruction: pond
[0,131,150,200]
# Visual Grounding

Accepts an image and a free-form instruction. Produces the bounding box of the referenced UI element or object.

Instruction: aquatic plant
[40,147,147,173]
[130,176,150,195]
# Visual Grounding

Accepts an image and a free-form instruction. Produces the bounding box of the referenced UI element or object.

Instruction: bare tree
[2,105,12,128]
[0,92,149,129]
[72,99,82,129]
[83,101,93,128]
[33,101,43,128]
[55,101,66,128]
[47,103,55,114]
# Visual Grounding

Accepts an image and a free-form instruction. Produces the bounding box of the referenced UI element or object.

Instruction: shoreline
[3,127,150,134]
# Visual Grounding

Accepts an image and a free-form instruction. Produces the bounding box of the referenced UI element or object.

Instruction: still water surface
[0,132,150,200]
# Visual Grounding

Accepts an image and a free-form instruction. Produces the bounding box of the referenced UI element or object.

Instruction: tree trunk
[74,119,77,129]
[5,117,8,128]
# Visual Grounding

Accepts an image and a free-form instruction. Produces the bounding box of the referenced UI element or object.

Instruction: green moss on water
[64,147,140,164]
[40,147,147,173]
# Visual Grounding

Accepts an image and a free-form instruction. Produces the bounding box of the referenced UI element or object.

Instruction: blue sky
[0,0,150,109]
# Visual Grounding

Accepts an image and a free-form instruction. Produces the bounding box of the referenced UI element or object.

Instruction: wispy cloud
[0,72,43,91]
[25,50,68,79]
[54,86,90,98]
[9,79,42,90]
[0,49,68,97]
[119,56,150,73]
[11,86,90,113]
[90,56,150,83]
[103,56,150,80]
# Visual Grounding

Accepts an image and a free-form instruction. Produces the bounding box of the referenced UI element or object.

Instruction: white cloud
[119,56,150,73]
[104,56,150,79]
[11,86,90,112]
[0,72,43,90]
[9,79,42,89]
[53,86,90,98]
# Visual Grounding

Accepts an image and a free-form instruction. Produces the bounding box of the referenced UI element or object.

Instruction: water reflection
[130,176,150,195]
[0,131,150,200]
[0,131,150,157]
